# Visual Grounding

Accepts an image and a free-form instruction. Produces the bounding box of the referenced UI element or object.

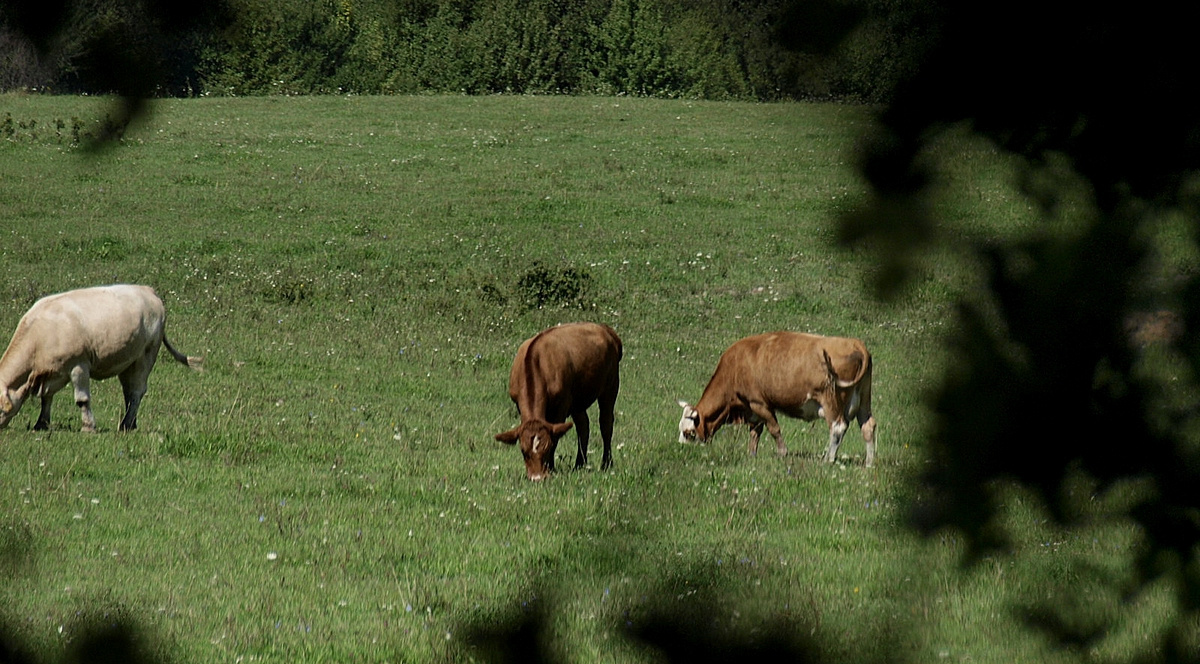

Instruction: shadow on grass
[459,569,897,664]
[0,616,163,664]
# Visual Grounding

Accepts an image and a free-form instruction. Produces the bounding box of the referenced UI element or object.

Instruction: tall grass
[0,94,1142,662]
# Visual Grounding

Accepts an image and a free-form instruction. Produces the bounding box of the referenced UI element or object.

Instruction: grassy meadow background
[0,94,1152,662]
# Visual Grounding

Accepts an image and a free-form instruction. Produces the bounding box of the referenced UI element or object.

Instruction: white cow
[0,285,202,432]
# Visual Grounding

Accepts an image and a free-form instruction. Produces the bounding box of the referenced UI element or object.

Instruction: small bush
[515,262,592,310]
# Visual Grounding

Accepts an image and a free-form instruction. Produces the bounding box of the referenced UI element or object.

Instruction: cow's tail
[163,334,204,371]
[824,348,870,389]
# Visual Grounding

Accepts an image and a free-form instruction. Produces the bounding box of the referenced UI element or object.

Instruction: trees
[0,0,881,100]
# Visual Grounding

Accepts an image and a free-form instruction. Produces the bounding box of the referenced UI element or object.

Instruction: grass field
[0,94,1150,662]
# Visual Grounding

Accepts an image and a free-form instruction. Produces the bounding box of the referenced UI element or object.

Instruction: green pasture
[0,95,1152,662]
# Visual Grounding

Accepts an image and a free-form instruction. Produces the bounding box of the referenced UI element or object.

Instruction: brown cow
[0,285,202,432]
[677,331,876,466]
[495,322,622,481]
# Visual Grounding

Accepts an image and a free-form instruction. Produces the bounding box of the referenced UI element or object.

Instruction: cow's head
[0,390,16,430]
[677,400,700,443]
[495,419,574,481]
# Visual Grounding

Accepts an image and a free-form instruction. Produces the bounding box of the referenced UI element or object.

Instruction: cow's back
[709,332,866,408]
[716,333,817,392]
[23,285,165,378]
[509,323,621,417]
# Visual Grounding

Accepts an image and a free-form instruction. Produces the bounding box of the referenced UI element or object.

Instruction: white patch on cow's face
[531,434,542,455]
[677,401,699,443]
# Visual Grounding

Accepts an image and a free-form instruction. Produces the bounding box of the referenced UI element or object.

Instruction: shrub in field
[516,263,592,310]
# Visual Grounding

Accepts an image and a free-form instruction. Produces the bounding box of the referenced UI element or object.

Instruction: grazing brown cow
[678,331,876,466]
[0,285,202,432]
[495,322,622,481]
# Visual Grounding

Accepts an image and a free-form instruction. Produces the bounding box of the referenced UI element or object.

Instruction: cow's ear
[495,428,520,444]
[677,400,690,409]
[550,421,574,438]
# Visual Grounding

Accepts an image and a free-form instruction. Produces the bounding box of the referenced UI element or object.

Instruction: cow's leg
[31,375,67,431]
[598,393,616,470]
[748,422,763,456]
[70,365,96,433]
[118,346,157,431]
[824,418,849,463]
[572,409,591,469]
[34,395,53,430]
[855,378,877,466]
[860,414,877,467]
[747,402,786,456]
[118,375,146,431]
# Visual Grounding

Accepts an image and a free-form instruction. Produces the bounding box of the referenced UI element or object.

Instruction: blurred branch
[840,0,1200,658]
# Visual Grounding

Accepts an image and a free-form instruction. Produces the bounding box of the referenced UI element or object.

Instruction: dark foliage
[1,0,916,101]
[841,0,1200,658]
[516,263,592,310]
[0,0,228,144]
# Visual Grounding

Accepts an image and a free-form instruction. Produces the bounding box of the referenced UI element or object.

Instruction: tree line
[0,0,921,101]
